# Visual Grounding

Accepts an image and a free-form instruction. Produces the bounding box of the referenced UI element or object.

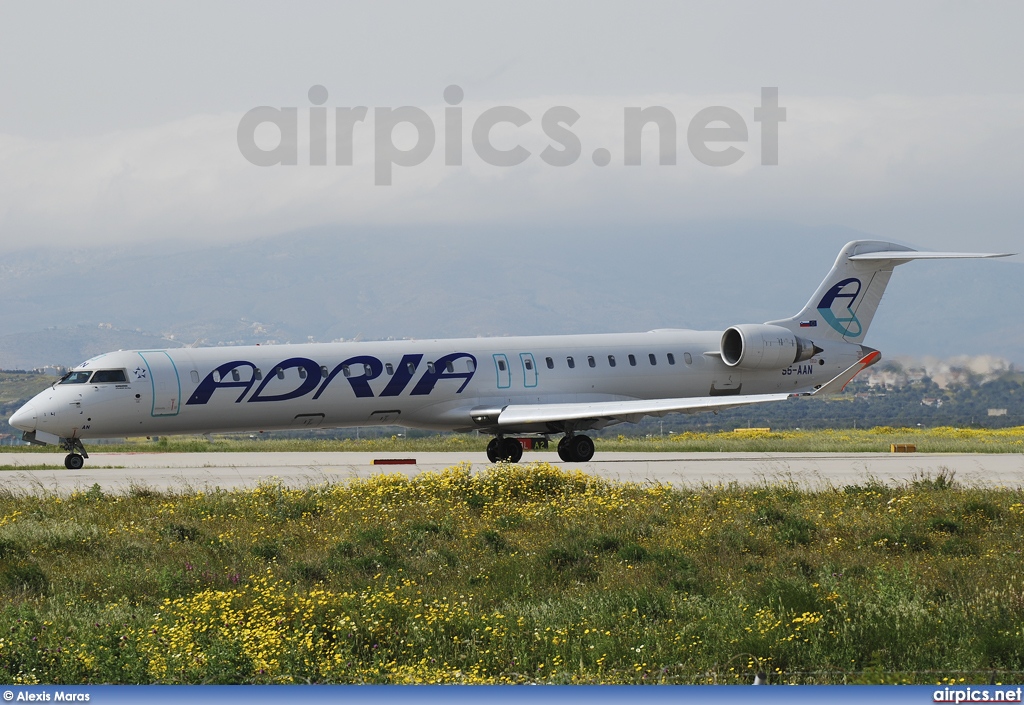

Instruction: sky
[0,1,1021,256]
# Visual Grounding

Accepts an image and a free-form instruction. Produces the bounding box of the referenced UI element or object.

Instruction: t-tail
[767,240,1013,344]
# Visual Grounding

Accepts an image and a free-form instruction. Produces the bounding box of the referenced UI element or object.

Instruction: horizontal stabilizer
[848,251,1013,261]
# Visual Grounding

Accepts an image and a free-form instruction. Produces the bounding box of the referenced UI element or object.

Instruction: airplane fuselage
[13,239,1009,468]
[17,329,864,442]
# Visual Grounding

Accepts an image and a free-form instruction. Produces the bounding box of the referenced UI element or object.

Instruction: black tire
[567,434,595,462]
[486,437,500,463]
[65,454,84,470]
[557,435,572,462]
[487,437,523,463]
[503,438,523,464]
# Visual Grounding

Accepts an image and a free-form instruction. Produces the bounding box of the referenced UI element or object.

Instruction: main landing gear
[486,436,523,463]
[557,434,595,463]
[60,438,89,470]
[484,433,596,463]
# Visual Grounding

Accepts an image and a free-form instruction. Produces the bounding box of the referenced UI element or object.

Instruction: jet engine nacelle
[721,324,819,370]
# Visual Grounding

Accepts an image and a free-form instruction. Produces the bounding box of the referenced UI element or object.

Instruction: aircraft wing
[496,392,793,427]
[496,351,880,428]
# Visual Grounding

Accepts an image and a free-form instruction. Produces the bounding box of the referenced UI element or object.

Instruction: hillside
[0,370,53,413]
[635,371,1024,434]
[1,223,1021,369]
[0,371,53,443]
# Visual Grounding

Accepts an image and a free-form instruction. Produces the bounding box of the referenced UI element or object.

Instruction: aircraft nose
[9,402,37,432]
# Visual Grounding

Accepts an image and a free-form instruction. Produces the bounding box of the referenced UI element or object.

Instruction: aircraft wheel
[564,434,595,462]
[556,435,572,462]
[486,437,500,463]
[65,453,84,470]
[503,438,523,464]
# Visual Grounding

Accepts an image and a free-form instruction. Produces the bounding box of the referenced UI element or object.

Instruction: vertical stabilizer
[767,240,1012,343]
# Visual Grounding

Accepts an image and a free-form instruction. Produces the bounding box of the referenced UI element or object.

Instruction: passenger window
[608,355,616,367]
[667,353,676,365]
[649,353,657,366]
[545,357,554,369]
[588,356,596,368]
[276,368,285,380]
[567,356,575,369]
[232,369,241,381]
[684,352,693,365]
[524,359,533,371]
[467,359,476,372]
[497,360,506,372]
[255,369,263,380]
[407,361,416,374]
[628,354,636,367]
[190,370,199,384]
[446,361,455,373]
[427,362,436,374]
[342,365,351,377]
[298,368,307,379]
[363,364,373,376]
[385,363,394,376]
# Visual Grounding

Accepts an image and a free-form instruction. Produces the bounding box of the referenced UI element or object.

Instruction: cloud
[1,91,1022,253]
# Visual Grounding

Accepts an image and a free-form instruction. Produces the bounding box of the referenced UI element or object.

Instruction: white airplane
[8,240,1011,470]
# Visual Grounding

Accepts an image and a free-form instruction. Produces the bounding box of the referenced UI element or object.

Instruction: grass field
[2,425,1022,455]
[1,463,1023,684]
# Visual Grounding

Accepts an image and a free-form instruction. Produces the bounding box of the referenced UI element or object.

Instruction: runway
[2,451,1023,493]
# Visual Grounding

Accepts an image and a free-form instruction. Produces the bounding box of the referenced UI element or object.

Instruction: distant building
[988,408,1008,417]
[907,368,928,383]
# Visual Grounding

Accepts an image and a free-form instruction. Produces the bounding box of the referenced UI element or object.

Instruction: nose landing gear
[59,438,89,470]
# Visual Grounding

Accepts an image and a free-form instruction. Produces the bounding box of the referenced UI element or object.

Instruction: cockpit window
[91,369,128,383]
[59,371,93,384]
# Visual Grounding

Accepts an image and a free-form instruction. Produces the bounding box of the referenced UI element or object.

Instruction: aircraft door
[493,354,511,389]
[137,351,181,416]
[520,353,538,387]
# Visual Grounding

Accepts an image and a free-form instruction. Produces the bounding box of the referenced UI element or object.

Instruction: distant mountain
[1,222,1020,368]
[0,326,183,371]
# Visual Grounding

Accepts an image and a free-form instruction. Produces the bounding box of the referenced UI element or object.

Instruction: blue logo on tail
[817,277,862,337]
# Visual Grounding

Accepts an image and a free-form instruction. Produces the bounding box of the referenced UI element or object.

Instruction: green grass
[1,464,1023,684]
[1,434,489,454]
[604,426,1024,453]
[2,426,1022,455]
[0,466,123,472]
[0,465,71,472]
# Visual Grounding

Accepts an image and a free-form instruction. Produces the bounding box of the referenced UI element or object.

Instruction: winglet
[802,350,881,397]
